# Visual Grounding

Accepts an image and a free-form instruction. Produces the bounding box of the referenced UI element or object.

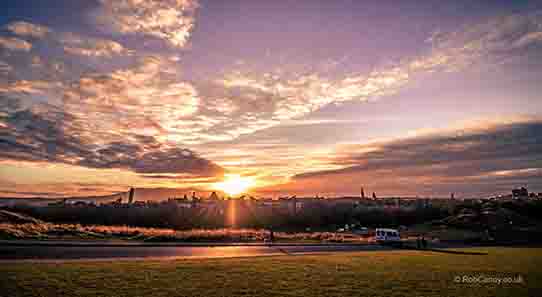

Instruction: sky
[0,0,542,199]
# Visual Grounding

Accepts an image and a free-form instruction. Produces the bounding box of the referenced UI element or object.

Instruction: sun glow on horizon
[213,174,255,196]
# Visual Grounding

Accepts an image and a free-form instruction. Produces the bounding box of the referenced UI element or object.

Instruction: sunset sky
[1,0,541,199]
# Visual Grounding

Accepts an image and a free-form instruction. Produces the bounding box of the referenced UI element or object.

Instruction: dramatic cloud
[1,4,542,197]
[61,56,201,143]
[95,0,199,47]
[0,37,32,52]
[287,118,542,196]
[0,99,224,177]
[2,12,541,146]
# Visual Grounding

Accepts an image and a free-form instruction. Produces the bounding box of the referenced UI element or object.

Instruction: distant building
[512,187,528,198]
[209,191,219,200]
[133,201,146,207]
[73,201,92,207]
[128,188,135,204]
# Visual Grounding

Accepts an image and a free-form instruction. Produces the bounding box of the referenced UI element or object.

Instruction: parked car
[352,226,369,235]
[375,228,402,246]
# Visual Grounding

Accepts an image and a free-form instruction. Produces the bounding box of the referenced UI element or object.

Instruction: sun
[213,174,255,196]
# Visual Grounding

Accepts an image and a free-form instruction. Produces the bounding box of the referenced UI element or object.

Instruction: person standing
[269,228,275,242]
[421,236,427,249]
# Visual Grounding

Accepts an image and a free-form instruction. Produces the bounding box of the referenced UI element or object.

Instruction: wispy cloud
[195,12,542,143]
[95,0,199,47]
[411,12,542,71]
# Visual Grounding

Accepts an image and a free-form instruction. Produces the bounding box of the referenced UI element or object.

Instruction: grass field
[1,247,541,297]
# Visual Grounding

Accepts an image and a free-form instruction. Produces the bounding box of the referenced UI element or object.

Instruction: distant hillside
[0,192,127,207]
[0,209,44,224]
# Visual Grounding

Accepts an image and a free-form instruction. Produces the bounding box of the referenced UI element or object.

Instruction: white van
[375,228,401,245]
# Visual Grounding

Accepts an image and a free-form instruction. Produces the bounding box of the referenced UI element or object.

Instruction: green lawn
[1,247,541,297]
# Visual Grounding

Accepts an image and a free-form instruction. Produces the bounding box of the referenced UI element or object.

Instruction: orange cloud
[95,0,199,47]
[0,37,32,52]
[60,56,200,143]
[60,32,130,58]
[6,21,51,38]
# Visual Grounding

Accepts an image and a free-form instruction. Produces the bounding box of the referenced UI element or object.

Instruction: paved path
[0,241,393,262]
